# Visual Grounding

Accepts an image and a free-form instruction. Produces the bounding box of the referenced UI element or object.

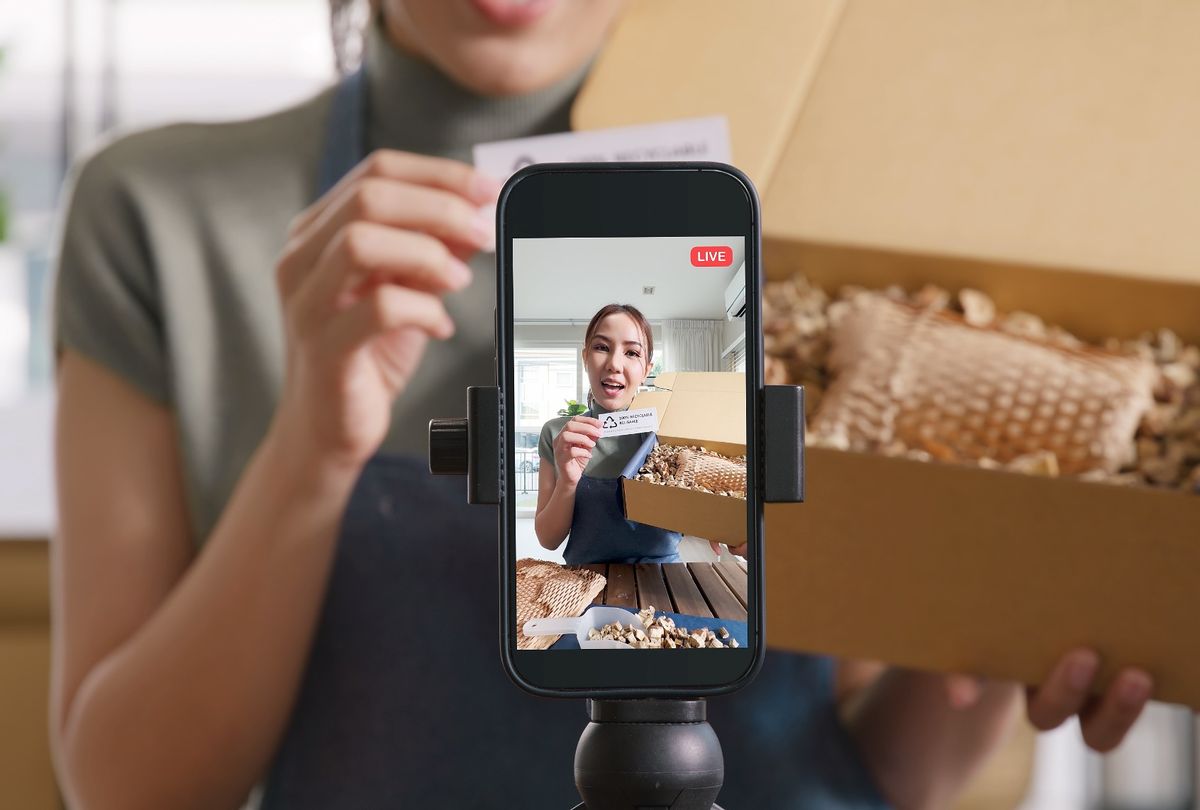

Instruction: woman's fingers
[288,223,471,337]
[1026,649,1100,731]
[288,149,502,237]
[567,418,602,439]
[565,446,592,476]
[554,418,600,477]
[347,150,503,206]
[278,150,500,298]
[559,430,597,450]
[707,541,750,558]
[322,284,455,357]
[1077,669,1153,753]
[944,674,985,709]
[282,180,493,287]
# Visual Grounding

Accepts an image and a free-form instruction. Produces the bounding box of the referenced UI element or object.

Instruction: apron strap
[316,67,367,200]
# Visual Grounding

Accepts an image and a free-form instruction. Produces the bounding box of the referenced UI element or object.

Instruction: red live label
[690,245,733,267]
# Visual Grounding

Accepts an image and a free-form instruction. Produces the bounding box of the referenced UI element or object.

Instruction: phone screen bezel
[497,163,764,698]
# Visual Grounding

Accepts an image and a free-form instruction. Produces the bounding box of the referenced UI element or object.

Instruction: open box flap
[631,373,747,456]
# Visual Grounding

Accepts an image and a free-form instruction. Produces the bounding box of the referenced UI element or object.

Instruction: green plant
[557,399,588,418]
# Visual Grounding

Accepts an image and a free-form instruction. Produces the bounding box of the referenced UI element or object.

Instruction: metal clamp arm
[763,385,805,504]
[428,386,502,505]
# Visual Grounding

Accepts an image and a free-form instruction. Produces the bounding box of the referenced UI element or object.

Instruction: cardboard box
[576,0,1200,706]
[620,372,748,545]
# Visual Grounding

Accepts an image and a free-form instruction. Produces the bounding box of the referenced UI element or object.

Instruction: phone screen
[498,165,761,696]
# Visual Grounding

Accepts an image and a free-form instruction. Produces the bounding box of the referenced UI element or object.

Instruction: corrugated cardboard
[573,0,846,189]
[576,0,1200,706]
[621,372,748,545]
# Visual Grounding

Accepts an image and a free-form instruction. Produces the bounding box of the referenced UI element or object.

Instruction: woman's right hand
[270,150,502,470]
[553,416,602,487]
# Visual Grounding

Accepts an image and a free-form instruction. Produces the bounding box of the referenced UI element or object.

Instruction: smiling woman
[584,303,653,410]
[45,0,1159,806]
[358,0,626,95]
[532,303,683,565]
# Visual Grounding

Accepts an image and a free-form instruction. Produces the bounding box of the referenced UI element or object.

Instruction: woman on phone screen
[534,303,694,565]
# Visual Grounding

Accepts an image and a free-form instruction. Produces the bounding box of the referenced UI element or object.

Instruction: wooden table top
[574,558,748,622]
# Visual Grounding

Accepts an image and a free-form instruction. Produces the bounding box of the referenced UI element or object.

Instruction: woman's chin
[597,395,632,411]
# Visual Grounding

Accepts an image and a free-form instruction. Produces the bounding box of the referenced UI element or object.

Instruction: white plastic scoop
[522,607,645,649]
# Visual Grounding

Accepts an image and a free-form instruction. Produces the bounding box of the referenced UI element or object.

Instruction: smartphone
[496,163,764,697]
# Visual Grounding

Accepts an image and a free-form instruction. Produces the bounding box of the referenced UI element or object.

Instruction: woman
[49,1,1154,808]
[534,303,687,565]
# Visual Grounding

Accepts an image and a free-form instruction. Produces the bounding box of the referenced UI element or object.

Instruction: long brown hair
[583,303,654,372]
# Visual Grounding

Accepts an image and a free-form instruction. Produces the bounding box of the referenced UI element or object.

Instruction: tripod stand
[570,698,725,810]
[430,384,804,809]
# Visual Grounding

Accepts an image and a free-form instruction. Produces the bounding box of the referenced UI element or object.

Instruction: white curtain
[663,319,724,372]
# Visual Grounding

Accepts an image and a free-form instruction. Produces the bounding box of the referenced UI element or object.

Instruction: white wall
[513,236,743,321]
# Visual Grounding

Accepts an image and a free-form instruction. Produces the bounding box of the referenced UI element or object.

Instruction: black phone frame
[496,162,765,698]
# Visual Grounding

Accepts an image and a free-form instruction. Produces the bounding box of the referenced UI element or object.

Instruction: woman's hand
[270,150,501,470]
[553,416,601,487]
[944,648,1153,752]
[709,541,749,558]
[843,651,1153,809]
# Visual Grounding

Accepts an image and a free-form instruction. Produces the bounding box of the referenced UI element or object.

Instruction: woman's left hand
[844,652,1154,807]
[945,648,1153,752]
[708,541,748,558]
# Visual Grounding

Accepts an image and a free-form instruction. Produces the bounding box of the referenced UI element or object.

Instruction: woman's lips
[468,0,557,28]
[601,381,624,396]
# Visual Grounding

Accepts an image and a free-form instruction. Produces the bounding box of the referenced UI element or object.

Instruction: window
[513,346,579,510]
[728,345,746,373]
[722,331,746,373]
[644,341,666,387]
[515,348,579,427]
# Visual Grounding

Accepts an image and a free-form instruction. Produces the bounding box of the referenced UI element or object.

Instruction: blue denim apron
[562,415,681,566]
[563,473,681,564]
[259,68,888,809]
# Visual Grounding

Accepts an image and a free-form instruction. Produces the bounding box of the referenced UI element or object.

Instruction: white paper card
[597,407,658,438]
[473,116,731,178]
[472,117,731,252]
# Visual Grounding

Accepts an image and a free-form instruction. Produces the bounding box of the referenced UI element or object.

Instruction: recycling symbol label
[596,408,659,438]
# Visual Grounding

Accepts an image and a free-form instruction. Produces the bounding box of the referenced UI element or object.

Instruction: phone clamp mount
[429,384,805,810]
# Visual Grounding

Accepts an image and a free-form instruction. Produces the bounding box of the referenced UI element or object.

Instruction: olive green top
[53,17,592,543]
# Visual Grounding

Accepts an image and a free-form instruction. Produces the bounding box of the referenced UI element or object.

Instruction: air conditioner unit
[723,267,746,320]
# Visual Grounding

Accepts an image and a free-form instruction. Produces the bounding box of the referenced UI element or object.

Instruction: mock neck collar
[363,13,594,161]
[588,398,634,417]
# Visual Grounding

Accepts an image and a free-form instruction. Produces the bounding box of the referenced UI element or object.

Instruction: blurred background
[0,2,338,807]
[0,1,1195,808]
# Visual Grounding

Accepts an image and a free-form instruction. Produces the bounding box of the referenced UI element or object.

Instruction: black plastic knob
[428,418,468,475]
